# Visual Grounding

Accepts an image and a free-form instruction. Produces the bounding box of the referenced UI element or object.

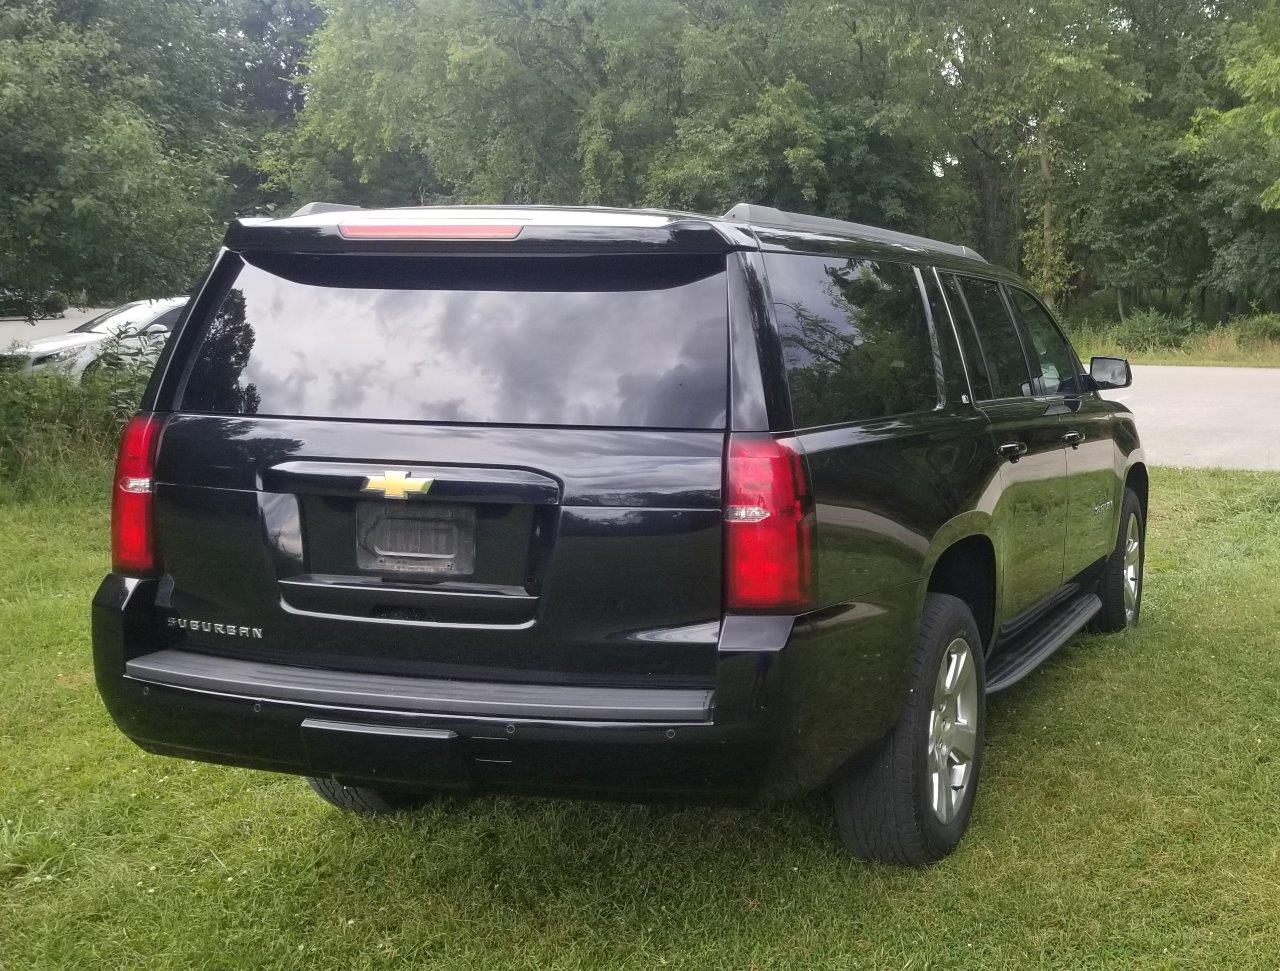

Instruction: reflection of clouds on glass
[617,322,725,427]
[186,259,727,428]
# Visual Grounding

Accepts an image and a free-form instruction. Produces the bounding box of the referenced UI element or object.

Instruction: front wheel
[1092,488,1144,633]
[832,592,986,865]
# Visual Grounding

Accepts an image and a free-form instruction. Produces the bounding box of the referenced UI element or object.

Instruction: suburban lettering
[165,616,263,639]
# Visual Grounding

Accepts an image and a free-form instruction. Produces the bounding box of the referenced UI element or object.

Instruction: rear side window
[765,254,939,428]
[179,254,728,429]
[945,275,1031,400]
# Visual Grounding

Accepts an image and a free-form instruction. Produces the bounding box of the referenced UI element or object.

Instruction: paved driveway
[1108,365,1280,470]
[0,308,110,346]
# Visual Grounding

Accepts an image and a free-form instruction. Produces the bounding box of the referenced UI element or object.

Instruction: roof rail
[721,203,985,262]
[290,201,365,217]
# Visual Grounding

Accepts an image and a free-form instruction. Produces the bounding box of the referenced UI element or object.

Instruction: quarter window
[765,254,939,427]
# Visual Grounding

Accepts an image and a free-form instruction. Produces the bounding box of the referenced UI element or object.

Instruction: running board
[986,592,1102,694]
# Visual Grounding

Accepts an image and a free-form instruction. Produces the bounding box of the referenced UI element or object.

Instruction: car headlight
[32,348,81,367]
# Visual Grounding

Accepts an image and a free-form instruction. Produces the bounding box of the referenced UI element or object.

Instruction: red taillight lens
[724,435,815,612]
[111,414,164,575]
[337,223,523,240]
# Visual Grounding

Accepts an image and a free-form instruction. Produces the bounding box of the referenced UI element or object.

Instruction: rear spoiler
[224,216,754,256]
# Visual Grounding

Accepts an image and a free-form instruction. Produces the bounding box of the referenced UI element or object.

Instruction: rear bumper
[93,575,775,801]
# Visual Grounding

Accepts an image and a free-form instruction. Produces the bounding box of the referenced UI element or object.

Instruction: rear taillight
[724,435,815,612]
[111,414,164,575]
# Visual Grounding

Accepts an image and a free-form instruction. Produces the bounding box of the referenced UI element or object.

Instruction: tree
[5,0,1273,322]
[0,3,237,316]
[913,0,1140,298]
[221,0,325,123]
[1185,2,1280,306]
[266,0,948,233]
[643,1,947,231]
[1079,130,1210,309]
[0,1,326,317]
[1074,0,1253,311]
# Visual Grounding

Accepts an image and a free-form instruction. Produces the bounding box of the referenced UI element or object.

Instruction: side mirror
[1090,356,1132,390]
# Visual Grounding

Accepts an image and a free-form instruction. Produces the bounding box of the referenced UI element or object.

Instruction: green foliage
[0,369,132,497]
[1221,1,1280,210]
[0,2,236,306]
[8,0,1280,318]
[220,0,325,124]
[0,289,67,321]
[1067,311,1280,366]
[1113,309,1197,351]
[1182,2,1280,299]
[1079,130,1211,293]
[267,0,1266,311]
[268,0,950,232]
[1234,312,1280,343]
[911,0,1145,279]
[0,0,324,308]
[1020,210,1080,305]
[0,329,153,496]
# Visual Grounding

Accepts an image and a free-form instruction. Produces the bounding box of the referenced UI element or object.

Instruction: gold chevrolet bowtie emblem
[361,470,433,499]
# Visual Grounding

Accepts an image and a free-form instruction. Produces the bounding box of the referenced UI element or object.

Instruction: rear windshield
[178,253,728,428]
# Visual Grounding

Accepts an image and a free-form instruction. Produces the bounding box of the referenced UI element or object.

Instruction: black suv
[93,202,1146,864]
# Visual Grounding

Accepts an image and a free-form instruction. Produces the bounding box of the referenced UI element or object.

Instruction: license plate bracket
[355,501,476,577]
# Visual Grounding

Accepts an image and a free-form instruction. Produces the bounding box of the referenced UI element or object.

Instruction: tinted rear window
[179,254,728,428]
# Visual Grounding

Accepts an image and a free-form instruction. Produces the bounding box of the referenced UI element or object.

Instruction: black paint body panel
[95,207,1146,802]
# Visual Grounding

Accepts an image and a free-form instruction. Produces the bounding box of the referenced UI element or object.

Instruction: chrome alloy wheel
[1123,514,1142,626]
[927,637,979,824]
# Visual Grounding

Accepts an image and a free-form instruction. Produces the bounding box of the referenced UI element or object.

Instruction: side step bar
[986,592,1102,694]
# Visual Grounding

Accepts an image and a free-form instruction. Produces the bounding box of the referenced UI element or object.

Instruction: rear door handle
[997,441,1028,462]
[1061,430,1084,448]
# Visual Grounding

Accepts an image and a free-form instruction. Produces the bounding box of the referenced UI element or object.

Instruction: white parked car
[1,298,186,379]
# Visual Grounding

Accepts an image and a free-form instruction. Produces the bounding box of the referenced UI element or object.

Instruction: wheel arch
[924,526,998,654]
[1125,461,1149,520]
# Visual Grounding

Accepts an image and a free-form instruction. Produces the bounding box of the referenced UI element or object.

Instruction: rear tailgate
[149,249,729,688]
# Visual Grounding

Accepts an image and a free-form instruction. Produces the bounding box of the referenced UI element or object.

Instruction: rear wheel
[1092,488,1144,633]
[306,776,432,815]
[833,593,986,865]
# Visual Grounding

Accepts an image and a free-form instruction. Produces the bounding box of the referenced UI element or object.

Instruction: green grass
[1073,329,1280,367]
[4,470,1280,967]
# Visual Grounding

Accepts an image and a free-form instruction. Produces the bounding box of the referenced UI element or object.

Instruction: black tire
[833,593,986,865]
[1091,488,1144,633]
[306,776,432,815]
